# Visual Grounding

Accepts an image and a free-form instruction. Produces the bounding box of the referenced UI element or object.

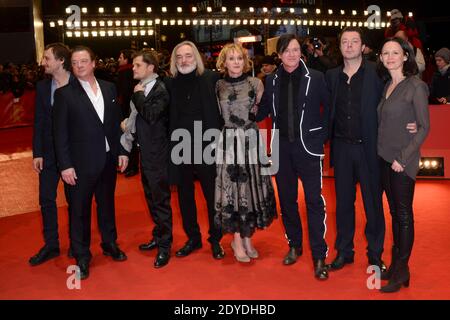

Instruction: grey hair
[170,41,205,77]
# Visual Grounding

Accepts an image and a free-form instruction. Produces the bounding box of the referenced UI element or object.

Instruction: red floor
[1,127,449,300]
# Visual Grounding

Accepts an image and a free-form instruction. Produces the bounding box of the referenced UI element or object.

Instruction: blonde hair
[216,43,251,75]
[170,41,205,77]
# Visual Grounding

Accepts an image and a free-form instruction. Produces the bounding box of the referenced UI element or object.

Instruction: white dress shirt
[79,78,110,152]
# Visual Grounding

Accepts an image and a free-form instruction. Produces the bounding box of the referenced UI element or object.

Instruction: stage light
[162,7,167,13]
[82,31,89,37]
[263,7,268,13]
[178,19,183,25]
[192,7,197,13]
[131,30,137,36]
[352,10,357,16]
[250,19,255,25]
[222,7,227,13]
[316,9,321,14]
[123,20,129,26]
[100,31,106,37]
[99,20,105,27]
[364,10,369,16]
[65,7,71,14]
[82,21,88,27]
[75,31,81,37]
[148,30,154,36]
[177,7,182,13]
[82,7,87,14]
[147,20,152,26]
[387,11,391,17]
[98,7,104,14]
[74,21,80,27]
[107,30,114,37]
[243,19,248,25]
[115,20,121,26]
[283,19,288,25]
[66,31,72,37]
[303,9,308,14]
[49,21,55,27]
[116,30,122,36]
[207,19,213,25]
[115,7,120,13]
[235,7,240,13]
[277,19,282,25]
[229,19,234,25]
[124,30,130,36]
[418,157,444,176]
[263,18,269,24]
[222,19,227,25]
[192,19,198,25]
[140,20,145,26]
[340,10,345,15]
[131,7,136,13]
[276,8,281,13]
[409,12,413,17]
[57,20,63,26]
[290,8,295,14]
[207,7,212,13]
[328,9,333,15]
[107,20,113,27]
[215,19,220,25]
[236,19,241,25]
[92,31,98,37]
[131,20,137,26]
[169,19,175,25]
[146,7,152,13]
[249,7,254,13]
[140,30,146,36]
[155,19,160,24]
[163,20,168,25]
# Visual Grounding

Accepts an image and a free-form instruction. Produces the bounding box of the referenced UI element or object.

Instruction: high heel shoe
[243,238,259,259]
[231,241,250,263]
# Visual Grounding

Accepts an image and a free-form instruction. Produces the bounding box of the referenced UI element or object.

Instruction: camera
[313,38,322,49]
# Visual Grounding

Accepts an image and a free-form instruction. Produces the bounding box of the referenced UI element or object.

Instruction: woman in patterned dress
[214,43,277,263]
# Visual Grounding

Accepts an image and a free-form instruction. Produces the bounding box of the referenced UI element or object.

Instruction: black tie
[287,75,295,142]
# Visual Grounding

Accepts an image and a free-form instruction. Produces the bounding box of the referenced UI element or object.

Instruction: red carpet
[0,127,449,300]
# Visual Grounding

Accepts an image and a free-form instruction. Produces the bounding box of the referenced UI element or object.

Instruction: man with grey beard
[165,41,225,260]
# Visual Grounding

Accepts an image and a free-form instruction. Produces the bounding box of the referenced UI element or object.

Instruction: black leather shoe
[283,247,303,265]
[77,261,90,280]
[368,257,387,273]
[139,239,157,251]
[211,242,225,260]
[175,240,202,257]
[29,246,60,266]
[154,251,170,268]
[314,259,329,280]
[101,242,127,261]
[327,254,354,271]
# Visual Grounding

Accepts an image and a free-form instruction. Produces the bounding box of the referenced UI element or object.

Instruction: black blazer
[164,69,222,184]
[32,74,76,165]
[52,78,126,176]
[325,61,384,173]
[257,61,330,156]
[133,78,170,164]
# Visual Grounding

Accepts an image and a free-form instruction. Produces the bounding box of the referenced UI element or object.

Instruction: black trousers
[380,158,415,264]
[140,156,173,252]
[38,161,61,249]
[275,138,328,260]
[127,142,140,172]
[65,152,118,262]
[333,139,385,260]
[177,162,222,244]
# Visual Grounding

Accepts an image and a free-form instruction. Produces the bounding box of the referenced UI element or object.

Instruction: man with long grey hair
[165,41,225,260]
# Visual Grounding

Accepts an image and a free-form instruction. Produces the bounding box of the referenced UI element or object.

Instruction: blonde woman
[214,43,277,263]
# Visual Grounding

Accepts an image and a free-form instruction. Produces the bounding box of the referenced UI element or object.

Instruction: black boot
[380,260,410,293]
[381,246,399,281]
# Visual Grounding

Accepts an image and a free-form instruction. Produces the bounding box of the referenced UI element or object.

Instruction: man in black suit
[165,41,225,260]
[30,43,73,266]
[129,49,173,268]
[53,46,128,280]
[257,34,330,280]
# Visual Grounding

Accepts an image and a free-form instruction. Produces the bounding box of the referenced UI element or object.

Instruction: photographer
[302,37,337,74]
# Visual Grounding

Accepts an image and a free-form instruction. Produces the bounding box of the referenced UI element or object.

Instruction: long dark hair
[377,37,418,81]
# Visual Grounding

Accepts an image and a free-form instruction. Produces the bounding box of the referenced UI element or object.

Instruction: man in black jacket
[30,43,72,266]
[257,34,330,280]
[325,27,386,272]
[53,46,128,280]
[165,41,225,260]
[130,49,173,268]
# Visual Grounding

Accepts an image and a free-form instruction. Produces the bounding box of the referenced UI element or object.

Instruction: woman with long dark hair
[377,37,430,293]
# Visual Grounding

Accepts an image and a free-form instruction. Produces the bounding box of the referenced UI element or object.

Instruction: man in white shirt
[53,46,129,280]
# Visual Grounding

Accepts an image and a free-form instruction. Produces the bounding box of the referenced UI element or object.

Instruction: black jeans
[380,158,415,264]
